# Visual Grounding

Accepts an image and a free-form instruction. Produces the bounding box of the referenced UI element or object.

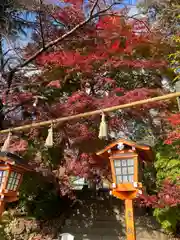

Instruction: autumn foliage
[165,113,180,147]
[1,0,172,196]
[140,179,180,208]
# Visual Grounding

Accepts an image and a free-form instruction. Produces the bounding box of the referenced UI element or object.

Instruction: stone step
[67,215,125,223]
[64,219,125,229]
[67,209,148,221]
[62,226,168,240]
[62,226,124,236]
[67,233,123,240]
[60,232,169,240]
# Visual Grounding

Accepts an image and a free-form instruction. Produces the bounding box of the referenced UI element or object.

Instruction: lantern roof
[0,151,32,171]
[96,138,154,162]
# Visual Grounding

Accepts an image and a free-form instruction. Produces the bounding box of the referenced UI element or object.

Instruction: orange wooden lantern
[97,138,153,199]
[96,138,154,240]
[0,151,33,216]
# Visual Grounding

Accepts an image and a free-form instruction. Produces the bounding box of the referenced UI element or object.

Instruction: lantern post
[96,139,153,240]
[0,151,33,216]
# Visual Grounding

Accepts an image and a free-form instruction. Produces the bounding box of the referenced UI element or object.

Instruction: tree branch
[5,1,120,96]
[89,0,99,17]
[2,48,22,58]
[38,0,45,49]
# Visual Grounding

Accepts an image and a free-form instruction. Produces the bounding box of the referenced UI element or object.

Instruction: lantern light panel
[114,158,134,183]
[7,172,21,191]
[0,171,7,191]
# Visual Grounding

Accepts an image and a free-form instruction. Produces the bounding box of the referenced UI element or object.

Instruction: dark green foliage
[142,164,156,195]
[153,206,180,233]
[153,141,180,233]
[45,147,64,169]
[155,141,180,184]
[18,173,72,220]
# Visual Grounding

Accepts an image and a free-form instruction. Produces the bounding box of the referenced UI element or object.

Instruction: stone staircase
[61,195,169,240]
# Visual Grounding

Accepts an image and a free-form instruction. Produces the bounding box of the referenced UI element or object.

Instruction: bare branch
[38,0,45,49]
[0,33,24,63]
[95,1,120,15]
[89,0,99,17]
[14,16,38,26]
[42,4,68,30]
[2,48,22,57]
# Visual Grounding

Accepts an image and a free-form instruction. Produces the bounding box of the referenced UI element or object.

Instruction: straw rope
[0,92,179,134]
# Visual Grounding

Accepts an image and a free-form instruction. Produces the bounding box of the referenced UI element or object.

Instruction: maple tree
[0,0,171,195]
[164,113,180,147]
[1,0,178,223]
